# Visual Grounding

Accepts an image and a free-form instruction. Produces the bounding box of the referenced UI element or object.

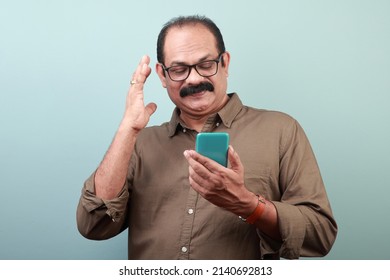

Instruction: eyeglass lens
[166,58,220,81]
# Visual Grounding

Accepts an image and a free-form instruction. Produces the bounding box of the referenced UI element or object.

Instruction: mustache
[180,82,214,97]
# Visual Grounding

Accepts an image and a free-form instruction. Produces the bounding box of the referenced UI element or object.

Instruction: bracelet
[239,195,266,224]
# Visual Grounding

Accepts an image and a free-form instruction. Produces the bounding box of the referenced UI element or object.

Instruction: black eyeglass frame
[161,53,224,82]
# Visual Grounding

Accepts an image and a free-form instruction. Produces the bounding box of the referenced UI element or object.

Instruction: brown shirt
[77,93,337,259]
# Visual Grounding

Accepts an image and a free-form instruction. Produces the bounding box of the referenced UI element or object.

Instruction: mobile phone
[195,132,229,167]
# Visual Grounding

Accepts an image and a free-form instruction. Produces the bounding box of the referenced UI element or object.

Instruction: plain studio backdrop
[0,0,389,260]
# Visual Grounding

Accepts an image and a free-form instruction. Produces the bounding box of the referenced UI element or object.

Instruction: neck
[180,95,229,132]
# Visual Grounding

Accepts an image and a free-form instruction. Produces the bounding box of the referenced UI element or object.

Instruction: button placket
[178,188,199,259]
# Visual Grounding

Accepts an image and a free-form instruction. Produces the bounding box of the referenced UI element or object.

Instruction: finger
[131,55,151,86]
[131,56,146,80]
[184,150,222,174]
[183,150,214,182]
[188,163,211,188]
[184,150,211,178]
[139,56,152,81]
[188,173,208,195]
[227,145,243,173]
[185,150,227,195]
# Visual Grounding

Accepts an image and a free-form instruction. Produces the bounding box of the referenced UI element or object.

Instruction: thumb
[145,102,157,116]
[228,145,243,173]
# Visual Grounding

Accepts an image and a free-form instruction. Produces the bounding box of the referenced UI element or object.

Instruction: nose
[185,65,204,84]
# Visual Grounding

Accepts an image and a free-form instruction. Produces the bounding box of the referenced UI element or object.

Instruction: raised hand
[95,55,157,200]
[123,55,157,132]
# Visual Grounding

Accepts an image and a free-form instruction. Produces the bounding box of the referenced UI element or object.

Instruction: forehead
[163,24,218,64]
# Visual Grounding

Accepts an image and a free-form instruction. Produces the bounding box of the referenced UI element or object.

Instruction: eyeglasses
[161,53,224,82]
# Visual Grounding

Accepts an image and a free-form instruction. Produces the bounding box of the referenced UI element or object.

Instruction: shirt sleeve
[259,118,338,259]
[76,171,130,240]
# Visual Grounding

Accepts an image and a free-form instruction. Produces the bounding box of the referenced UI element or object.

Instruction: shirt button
[183,128,187,133]
[188,208,194,215]
[216,122,220,127]
[181,246,188,253]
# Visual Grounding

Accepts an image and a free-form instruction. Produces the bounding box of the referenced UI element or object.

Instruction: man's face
[156,24,230,121]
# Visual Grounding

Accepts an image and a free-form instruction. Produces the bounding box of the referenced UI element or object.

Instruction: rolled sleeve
[76,172,130,240]
[272,201,306,259]
[255,202,305,259]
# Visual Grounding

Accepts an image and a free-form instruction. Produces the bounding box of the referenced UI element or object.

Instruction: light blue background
[1,0,389,259]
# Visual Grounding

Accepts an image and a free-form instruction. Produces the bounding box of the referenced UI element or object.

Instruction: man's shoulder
[243,105,296,124]
[226,93,297,127]
[138,122,170,136]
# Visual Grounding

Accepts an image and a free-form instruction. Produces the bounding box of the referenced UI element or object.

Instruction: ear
[155,63,167,88]
[221,51,231,77]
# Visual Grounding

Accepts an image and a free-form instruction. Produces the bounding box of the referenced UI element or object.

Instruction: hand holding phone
[195,132,229,167]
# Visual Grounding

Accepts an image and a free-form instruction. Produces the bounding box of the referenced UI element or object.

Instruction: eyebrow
[169,54,214,66]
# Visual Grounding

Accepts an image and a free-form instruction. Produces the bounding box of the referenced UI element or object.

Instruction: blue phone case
[195,132,229,167]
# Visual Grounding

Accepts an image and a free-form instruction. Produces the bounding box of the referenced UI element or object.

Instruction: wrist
[239,195,266,224]
[119,117,143,136]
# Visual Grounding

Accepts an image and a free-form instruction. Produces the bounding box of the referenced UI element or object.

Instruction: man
[77,15,337,259]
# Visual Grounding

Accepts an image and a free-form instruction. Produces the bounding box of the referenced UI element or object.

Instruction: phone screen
[195,132,229,167]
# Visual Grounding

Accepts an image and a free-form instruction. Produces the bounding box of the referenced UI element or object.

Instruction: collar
[167,92,243,137]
